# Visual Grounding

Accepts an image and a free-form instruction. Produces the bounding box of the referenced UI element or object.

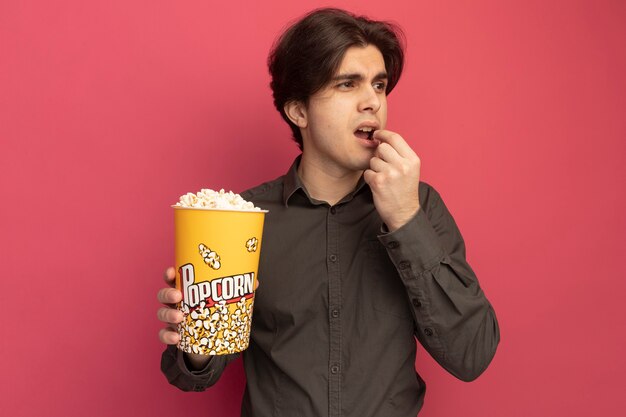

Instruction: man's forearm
[161,345,232,392]
[378,183,500,381]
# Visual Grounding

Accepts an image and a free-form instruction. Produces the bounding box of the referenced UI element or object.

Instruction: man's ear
[284,101,308,129]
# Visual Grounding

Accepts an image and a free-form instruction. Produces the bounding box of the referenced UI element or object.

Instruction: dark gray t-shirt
[161,157,499,417]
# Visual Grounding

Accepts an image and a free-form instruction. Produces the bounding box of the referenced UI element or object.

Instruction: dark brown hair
[268,8,406,149]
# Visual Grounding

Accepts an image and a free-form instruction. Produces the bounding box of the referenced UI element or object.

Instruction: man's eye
[338,81,354,88]
[374,82,387,91]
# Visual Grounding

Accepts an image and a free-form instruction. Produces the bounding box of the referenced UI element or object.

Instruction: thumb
[163,267,176,288]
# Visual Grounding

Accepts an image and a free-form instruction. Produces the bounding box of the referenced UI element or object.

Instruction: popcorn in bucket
[173,189,267,355]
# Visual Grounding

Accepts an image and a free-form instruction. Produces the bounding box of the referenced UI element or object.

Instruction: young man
[158,8,499,417]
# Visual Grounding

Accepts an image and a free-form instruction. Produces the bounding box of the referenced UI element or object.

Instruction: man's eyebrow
[331,72,388,82]
[373,72,388,81]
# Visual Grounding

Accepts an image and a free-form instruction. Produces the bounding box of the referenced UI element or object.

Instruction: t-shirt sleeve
[377,182,500,382]
[160,344,238,391]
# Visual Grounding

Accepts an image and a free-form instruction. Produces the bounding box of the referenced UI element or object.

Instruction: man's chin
[354,150,376,171]
[351,159,372,173]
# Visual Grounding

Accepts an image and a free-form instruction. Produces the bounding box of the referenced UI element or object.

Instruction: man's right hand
[157,266,260,369]
[157,267,183,345]
[157,267,213,370]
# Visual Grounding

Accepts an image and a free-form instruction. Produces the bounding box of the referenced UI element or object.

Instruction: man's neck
[297,154,362,206]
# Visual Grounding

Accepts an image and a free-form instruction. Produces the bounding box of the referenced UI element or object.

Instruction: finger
[369,156,387,173]
[157,306,184,324]
[157,287,182,304]
[373,130,416,159]
[159,327,181,345]
[163,267,176,287]
[375,142,402,165]
[363,168,376,185]
[255,279,260,290]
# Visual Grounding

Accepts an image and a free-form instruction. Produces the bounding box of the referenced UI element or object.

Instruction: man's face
[300,44,388,175]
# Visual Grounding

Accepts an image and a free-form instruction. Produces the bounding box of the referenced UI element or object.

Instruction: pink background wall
[2,1,625,416]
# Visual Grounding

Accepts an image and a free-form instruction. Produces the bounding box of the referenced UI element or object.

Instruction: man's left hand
[363,129,421,232]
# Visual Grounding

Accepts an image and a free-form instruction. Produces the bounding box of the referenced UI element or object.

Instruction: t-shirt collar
[282,155,369,207]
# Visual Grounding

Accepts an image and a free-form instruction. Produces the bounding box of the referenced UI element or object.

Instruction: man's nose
[358,86,381,113]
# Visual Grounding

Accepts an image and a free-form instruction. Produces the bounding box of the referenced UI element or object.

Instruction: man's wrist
[183,352,212,371]
[384,205,420,232]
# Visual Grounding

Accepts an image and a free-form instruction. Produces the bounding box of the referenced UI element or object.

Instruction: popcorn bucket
[173,206,267,355]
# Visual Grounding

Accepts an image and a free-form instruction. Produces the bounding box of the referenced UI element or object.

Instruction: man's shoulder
[240,175,285,203]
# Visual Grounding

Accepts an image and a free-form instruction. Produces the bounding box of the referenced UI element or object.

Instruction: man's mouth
[355,127,375,140]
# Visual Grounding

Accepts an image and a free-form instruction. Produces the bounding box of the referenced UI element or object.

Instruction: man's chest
[251,204,413,335]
